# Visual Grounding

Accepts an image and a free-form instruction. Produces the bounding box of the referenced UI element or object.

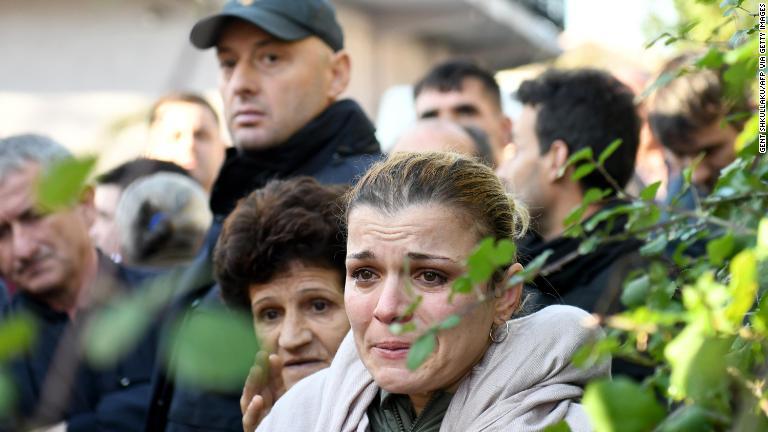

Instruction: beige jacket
[257,305,610,432]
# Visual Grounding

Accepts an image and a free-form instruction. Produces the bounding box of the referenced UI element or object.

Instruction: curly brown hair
[215,177,347,310]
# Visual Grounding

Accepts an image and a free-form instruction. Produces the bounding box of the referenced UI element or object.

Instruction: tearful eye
[354,269,374,281]
[415,270,447,285]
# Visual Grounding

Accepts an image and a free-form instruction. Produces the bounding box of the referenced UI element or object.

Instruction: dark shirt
[368,390,453,432]
[0,254,158,432]
[146,99,382,432]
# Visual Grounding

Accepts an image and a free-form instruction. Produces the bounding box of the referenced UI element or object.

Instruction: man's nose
[372,275,413,325]
[11,223,38,260]
[229,61,261,97]
[277,311,312,351]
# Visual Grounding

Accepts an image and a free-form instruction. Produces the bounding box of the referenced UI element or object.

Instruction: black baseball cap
[190,0,344,52]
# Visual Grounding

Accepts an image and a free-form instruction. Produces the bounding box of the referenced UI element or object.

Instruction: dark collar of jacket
[518,201,643,302]
[209,99,380,217]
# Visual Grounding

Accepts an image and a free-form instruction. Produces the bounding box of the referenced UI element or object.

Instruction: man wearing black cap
[190,0,379,217]
[145,1,381,431]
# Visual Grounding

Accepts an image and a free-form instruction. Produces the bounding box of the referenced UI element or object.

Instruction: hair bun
[506,193,529,239]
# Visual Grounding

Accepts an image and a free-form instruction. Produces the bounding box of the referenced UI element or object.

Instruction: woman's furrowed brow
[406,252,455,262]
[346,251,373,260]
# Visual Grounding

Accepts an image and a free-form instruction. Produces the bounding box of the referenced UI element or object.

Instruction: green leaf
[656,405,716,432]
[402,295,423,319]
[664,319,731,401]
[583,378,665,432]
[563,205,587,228]
[0,314,36,362]
[85,293,155,367]
[543,420,572,432]
[466,238,495,283]
[571,163,596,181]
[678,20,699,37]
[167,308,259,392]
[558,147,593,178]
[492,239,517,266]
[724,250,758,325]
[407,332,436,370]
[572,336,619,368]
[438,315,461,330]
[564,188,611,229]
[757,218,768,261]
[520,250,554,282]
[584,204,635,232]
[597,139,622,166]
[753,294,768,334]
[566,147,593,166]
[705,232,734,266]
[640,181,662,202]
[452,276,472,294]
[35,155,97,212]
[682,154,705,187]
[696,48,724,69]
[640,235,667,256]
[468,255,495,284]
[735,113,759,154]
[621,275,651,308]
[645,32,672,49]
[389,322,417,335]
[584,188,610,205]
[626,206,661,232]
[578,237,600,255]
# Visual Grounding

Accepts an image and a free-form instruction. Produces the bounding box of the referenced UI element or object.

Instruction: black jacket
[146,99,381,432]
[518,205,651,380]
[0,254,157,432]
[520,230,643,315]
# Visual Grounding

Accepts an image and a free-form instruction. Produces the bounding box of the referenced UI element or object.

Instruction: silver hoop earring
[489,321,510,343]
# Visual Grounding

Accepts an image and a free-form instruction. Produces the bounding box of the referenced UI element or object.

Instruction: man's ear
[494,262,524,324]
[547,139,570,182]
[77,185,96,226]
[500,115,513,146]
[327,50,351,100]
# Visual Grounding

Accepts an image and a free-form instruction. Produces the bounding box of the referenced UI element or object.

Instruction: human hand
[241,352,284,432]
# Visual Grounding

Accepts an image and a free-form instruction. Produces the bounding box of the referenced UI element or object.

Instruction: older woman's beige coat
[256,305,610,432]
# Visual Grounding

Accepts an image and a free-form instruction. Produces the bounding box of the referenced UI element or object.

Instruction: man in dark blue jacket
[145,1,381,431]
[0,134,158,431]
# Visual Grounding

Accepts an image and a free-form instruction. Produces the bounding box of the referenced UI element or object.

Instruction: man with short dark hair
[145,1,381,431]
[648,54,745,195]
[144,93,226,194]
[413,59,511,165]
[497,68,642,314]
[0,134,157,431]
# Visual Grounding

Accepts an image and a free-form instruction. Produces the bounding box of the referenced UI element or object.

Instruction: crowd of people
[0,0,749,431]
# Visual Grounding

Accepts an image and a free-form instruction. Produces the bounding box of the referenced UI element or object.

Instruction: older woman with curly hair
[247,153,609,432]
[214,177,350,430]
